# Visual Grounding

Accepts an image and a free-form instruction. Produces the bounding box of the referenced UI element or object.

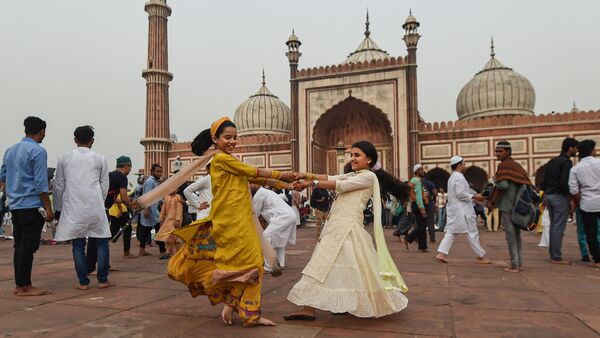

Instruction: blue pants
[72,238,109,285]
[545,194,570,261]
[437,207,446,231]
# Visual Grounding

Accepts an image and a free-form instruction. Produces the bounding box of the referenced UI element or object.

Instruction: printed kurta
[53,148,111,241]
[167,151,268,325]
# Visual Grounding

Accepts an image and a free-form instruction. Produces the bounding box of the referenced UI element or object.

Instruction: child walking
[157,188,184,258]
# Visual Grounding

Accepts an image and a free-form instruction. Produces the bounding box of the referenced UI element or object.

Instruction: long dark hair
[191,120,237,156]
[351,141,409,201]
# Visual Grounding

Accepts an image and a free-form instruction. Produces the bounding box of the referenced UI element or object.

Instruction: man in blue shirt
[138,163,166,258]
[0,116,54,296]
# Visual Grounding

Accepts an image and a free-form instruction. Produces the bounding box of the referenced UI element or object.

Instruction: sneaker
[582,255,591,262]
[159,253,171,260]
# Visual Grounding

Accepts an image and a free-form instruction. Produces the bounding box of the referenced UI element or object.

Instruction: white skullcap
[450,155,464,166]
[413,164,423,173]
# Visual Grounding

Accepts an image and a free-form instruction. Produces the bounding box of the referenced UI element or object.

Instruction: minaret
[286,30,302,171]
[403,10,421,172]
[140,0,173,174]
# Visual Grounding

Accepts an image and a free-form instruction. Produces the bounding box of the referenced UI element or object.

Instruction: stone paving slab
[0,226,599,337]
[452,304,599,338]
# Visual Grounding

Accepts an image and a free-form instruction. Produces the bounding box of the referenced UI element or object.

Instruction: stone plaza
[1,225,599,337]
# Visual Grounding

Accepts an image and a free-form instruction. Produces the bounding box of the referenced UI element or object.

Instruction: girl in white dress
[284,141,409,320]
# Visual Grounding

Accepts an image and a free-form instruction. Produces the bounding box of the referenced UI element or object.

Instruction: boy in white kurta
[54,126,113,289]
[436,156,491,264]
[183,163,212,220]
[251,185,297,271]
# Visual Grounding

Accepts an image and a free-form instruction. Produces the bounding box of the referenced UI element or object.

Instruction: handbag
[393,210,413,236]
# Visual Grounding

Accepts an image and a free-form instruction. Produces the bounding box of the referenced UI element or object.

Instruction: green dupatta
[371,173,408,293]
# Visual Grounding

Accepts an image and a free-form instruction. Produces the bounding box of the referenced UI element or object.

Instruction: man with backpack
[488,141,533,273]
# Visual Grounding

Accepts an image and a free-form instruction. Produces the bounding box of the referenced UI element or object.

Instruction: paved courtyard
[1,224,599,337]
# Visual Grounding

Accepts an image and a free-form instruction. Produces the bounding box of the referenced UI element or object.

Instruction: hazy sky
[1,1,599,174]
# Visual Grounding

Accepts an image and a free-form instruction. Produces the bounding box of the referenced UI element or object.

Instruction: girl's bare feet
[503,267,519,273]
[221,304,234,325]
[254,316,276,326]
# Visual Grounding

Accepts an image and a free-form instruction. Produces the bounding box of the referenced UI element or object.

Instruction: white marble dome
[234,74,291,136]
[342,13,390,64]
[456,47,535,120]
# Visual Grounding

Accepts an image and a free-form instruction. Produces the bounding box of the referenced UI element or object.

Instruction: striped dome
[456,45,535,120]
[234,74,291,136]
[342,12,390,64]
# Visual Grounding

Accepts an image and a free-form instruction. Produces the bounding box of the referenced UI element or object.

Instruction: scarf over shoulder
[488,157,533,207]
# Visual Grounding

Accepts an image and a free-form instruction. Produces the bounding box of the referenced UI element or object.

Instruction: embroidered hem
[212,268,260,284]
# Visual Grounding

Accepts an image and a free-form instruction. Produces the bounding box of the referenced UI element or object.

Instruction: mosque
[140,0,600,184]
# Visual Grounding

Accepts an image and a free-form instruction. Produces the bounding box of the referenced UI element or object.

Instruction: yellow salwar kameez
[167,152,270,324]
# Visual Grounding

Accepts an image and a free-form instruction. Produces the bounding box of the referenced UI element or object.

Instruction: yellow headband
[210,117,232,139]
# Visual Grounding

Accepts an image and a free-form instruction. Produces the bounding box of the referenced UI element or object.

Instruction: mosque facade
[141,0,600,182]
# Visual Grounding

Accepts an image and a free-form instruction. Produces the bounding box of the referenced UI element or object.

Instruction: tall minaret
[286,30,302,171]
[403,10,420,172]
[140,0,173,174]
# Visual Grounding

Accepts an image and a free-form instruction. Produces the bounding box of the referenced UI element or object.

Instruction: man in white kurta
[436,156,491,264]
[54,126,113,289]
[251,185,297,271]
[183,164,212,220]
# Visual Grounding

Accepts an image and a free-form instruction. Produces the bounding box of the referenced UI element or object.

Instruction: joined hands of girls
[277,172,314,191]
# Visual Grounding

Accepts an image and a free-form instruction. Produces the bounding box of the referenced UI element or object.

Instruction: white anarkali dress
[287,170,408,317]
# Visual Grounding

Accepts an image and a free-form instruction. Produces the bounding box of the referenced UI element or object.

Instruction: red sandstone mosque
[140,0,600,182]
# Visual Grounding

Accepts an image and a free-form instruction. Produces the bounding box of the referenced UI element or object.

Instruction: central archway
[311,96,393,175]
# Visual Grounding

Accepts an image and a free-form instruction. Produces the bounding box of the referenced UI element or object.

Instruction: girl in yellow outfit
[165,117,294,327]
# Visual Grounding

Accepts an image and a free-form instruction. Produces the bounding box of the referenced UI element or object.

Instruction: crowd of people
[390,138,600,272]
[1,115,599,327]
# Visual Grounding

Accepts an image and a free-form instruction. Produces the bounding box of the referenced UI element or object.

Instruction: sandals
[283,313,316,321]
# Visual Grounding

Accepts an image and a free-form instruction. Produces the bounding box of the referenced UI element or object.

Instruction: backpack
[510,185,541,231]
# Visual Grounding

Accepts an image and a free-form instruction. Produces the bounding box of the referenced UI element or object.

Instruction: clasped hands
[277,172,315,191]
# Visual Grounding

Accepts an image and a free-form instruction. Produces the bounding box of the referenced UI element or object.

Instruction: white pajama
[437,230,486,257]
[265,247,286,270]
[438,171,486,258]
[252,187,298,270]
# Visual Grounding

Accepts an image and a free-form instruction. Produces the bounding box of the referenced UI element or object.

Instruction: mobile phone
[38,207,47,218]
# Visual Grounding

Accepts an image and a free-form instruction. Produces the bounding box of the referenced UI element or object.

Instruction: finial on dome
[365,9,370,37]
[571,100,579,112]
[262,69,266,86]
[490,36,495,58]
